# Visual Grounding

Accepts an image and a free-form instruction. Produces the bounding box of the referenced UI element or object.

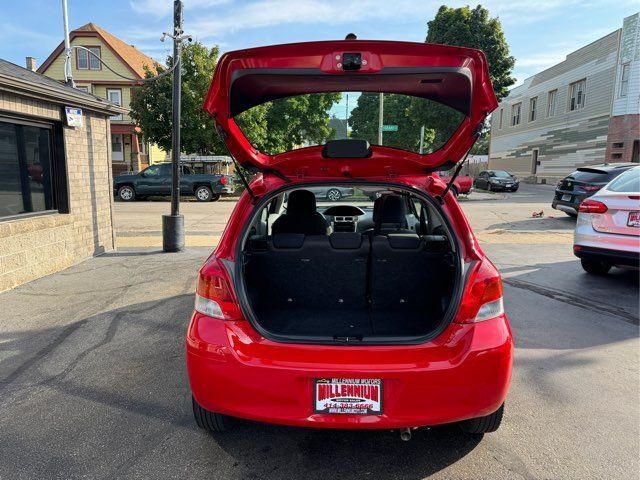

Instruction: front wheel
[117,185,135,201]
[581,258,611,275]
[326,188,342,201]
[192,396,233,432]
[459,403,504,434]
[195,185,213,202]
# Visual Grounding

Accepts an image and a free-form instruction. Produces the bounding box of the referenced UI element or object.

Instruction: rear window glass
[606,168,640,193]
[571,169,624,183]
[234,92,465,156]
[490,170,511,178]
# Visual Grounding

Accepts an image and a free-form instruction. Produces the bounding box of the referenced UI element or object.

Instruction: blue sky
[1,0,638,90]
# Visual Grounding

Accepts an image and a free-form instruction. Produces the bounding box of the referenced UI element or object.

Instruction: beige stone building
[0,58,126,292]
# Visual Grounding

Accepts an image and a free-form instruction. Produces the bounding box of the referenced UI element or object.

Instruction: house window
[511,103,521,126]
[0,119,59,219]
[138,135,147,155]
[569,79,586,111]
[619,63,630,98]
[107,89,123,121]
[547,90,557,117]
[76,46,101,70]
[499,108,504,129]
[611,153,622,159]
[529,97,538,122]
[613,142,624,149]
[76,86,90,93]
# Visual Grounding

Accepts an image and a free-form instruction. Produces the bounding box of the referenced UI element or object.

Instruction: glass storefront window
[0,120,55,218]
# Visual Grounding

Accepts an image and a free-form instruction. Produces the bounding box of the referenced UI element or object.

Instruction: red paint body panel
[204,40,497,173]
[187,40,511,430]
[187,312,512,429]
[439,174,474,194]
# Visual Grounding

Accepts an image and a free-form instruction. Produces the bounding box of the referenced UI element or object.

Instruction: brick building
[489,12,639,183]
[0,58,126,292]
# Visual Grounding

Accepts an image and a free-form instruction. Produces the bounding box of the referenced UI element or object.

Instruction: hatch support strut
[438,121,485,204]
[215,124,258,203]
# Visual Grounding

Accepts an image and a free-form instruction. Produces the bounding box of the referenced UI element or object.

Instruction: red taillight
[579,199,607,213]
[581,185,602,192]
[455,260,504,324]
[219,176,228,185]
[194,257,242,320]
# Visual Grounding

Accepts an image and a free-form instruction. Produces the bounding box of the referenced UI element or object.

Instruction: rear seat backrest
[246,233,369,311]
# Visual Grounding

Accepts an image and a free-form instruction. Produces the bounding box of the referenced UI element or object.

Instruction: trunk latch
[333,335,364,343]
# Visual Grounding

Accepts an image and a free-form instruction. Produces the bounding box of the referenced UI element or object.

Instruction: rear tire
[581,258,611,275]
[192,396,232,432]
[459,403,504,434]
[117,185,135,201]
[211,193,221,202]
[195,185,213,202]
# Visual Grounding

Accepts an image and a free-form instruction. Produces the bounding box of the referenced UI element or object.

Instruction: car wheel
[566,212,577,218]
[192,396,233,432]
[450,185,459,197]
[211,193,221,202]
[580,258,612,275]
[117,185,135,201]
[195,185,213,202]
[487,183,493,192]
[326,188,342,201]
[459,403,504,434]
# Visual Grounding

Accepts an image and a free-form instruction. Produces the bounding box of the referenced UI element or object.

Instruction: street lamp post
[162,0,185,252]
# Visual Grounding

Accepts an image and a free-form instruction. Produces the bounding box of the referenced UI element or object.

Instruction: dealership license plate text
[314,378,382,414]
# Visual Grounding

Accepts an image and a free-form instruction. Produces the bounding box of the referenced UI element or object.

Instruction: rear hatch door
[204,40,497,177]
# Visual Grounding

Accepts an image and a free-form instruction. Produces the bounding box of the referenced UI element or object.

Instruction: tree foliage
[426,5,515,102]
[130,43,225,155]
[130,42,341,156]
[235,93,342,155]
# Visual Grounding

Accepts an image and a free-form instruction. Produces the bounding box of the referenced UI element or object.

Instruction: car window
[157,164,172,176]
[606,168,640,193]
[492,171,511,178]
[571,169,625,183]
[143,165,161,176]
[235,91,465,156]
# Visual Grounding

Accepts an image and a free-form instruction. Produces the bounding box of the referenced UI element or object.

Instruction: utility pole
[61,0,74,87]
[162,0,185,252]
[377,93,384,145]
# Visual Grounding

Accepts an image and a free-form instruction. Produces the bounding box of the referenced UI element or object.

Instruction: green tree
[349,93,438,152]
[236,93,342,155]
[130,42,226,155]
[426,5,515,102]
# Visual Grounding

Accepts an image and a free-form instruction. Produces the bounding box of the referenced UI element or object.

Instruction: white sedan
[574,165,640,275]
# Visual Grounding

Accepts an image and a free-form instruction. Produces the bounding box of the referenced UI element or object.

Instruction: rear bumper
[552,198,579,214]
[186,313,513,429]
[489,183,518,191]
[574,245,640,267]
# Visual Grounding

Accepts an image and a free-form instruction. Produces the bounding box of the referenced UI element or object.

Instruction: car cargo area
[239,187,460,341]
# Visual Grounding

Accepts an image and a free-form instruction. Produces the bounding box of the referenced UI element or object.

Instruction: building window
[511,103,521,126]
[498,108,504,129]
[76,46,101,70]
[547,90,557,117]
[139,135,147,155]
[107,89,123,121]
[76,86,90,93]
[0,119,58,218]
[619,63,630,98]
[611,153,622,159]
[612,142,624,149]
[529,97,538,122]
[569,79,586,111]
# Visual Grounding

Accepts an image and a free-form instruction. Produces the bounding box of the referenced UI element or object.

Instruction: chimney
[26,57,37,72]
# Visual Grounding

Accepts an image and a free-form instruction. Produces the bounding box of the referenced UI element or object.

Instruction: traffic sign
[381,125,398,132]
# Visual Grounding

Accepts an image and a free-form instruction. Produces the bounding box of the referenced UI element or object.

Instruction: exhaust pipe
[400,428,412,441]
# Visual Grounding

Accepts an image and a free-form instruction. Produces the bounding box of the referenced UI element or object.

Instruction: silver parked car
[306,186,355,202]
[573,166,640,275]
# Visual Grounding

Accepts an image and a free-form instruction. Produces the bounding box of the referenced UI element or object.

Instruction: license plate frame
[314,378,383,415]
[627,211,640,227]
[561,194,572,202]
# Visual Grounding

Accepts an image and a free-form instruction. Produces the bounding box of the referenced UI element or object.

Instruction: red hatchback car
[186,40,513,436]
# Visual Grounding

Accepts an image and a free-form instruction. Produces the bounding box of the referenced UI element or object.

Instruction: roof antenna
[345,33,357,40]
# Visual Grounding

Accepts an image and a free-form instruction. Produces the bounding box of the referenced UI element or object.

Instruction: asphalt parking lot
[0,184,638,479]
